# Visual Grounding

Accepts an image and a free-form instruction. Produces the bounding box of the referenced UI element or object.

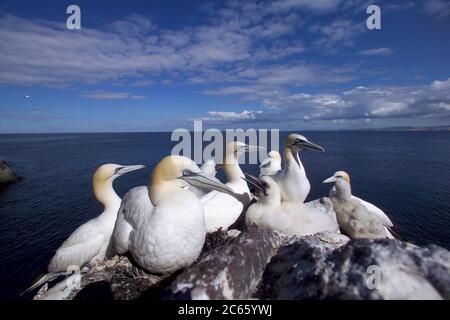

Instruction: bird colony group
[25,133,396,296]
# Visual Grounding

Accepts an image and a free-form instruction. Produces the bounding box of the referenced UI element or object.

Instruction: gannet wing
[48,225,105,273]
[201,190,243,232]
[352,196,394,227]
[113,186,153,255]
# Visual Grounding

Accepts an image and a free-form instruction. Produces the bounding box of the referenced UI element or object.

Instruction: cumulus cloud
[198,78,450,126]
[358,47,392,56]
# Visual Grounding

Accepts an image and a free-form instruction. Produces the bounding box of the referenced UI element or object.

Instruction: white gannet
[323,171,395,239]
[24,163,145,293]
[201,141,260,233]
[112,155,236,273]
[259,150,282,177]
[200,159,218,178]
[244,174,339,237]
[271,133,325,203]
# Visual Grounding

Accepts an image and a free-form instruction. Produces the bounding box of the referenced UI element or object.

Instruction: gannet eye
[295,138,303,143]
[114,167,122,174]
[182,169,192,176]
[336,175,342,179]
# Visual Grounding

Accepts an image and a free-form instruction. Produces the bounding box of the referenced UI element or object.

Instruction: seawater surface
[0,131,449,299]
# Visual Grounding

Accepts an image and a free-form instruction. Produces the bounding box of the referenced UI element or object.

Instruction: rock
[34,255,167,300]
[0,160,19,185]
[31,198,450,301]
[257,236,450,300]
[167,225,285,300]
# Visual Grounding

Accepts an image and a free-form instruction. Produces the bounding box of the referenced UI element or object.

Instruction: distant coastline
[0,125,450,135]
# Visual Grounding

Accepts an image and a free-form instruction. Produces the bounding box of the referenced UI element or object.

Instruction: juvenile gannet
[259,150,282,177]
[323,171,395,239]
[245,174,339,237]
[24,163,145,293]
[112,155,236,273]
[201,141,261,233]
[271,134,324,203]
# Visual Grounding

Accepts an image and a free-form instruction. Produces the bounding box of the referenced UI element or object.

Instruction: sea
[0,131,449,299]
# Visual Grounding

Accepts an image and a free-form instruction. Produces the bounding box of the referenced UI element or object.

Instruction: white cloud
[310,19,365,53]
[197,77,450,125]
[80,92,146,100]
[358,47,392,56]
[198,110,263,121]
[430,78,450,90]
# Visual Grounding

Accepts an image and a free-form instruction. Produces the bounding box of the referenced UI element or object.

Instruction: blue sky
[0,0,449,133]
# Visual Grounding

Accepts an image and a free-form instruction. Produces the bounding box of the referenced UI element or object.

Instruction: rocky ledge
[0,160,19,186]
[34,199,450,300]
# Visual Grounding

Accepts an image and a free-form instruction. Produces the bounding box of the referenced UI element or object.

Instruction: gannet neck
[284,147,303,172]
[149,179,181,206]
[93,178,121,212]
[335,181,352,200]
[224,151,244,182]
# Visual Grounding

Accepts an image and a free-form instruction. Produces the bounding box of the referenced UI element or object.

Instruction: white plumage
[112,155,235,273]
[202,141,259,233]
[271,134,324,203]
[259,150,282,177]
[26,164,145,293]
[245,175,339,237]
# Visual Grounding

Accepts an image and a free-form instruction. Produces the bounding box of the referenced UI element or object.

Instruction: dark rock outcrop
[0,161,19,185]
[33,199,450,300]
[168,225,284,300]
[257,236,450,300]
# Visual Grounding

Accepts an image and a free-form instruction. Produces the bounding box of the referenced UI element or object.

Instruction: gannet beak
[116,165,146,175]
[300,140,325,152]
[178,172,235,196]
[323,175,337,184]
[242,173,267,196]
[244,144,265,153]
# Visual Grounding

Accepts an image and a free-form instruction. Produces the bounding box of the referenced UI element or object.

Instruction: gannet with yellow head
[201,141,262,233]
[24,163,145,294]
[259,150,282,177]
[323,171,395,239]
[244,174,339,236]
[271,133,324,203]
[112,155,236,273]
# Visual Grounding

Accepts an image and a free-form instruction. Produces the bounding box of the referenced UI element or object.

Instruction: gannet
[271,133,324,203]
[245,174,339,237]
[112,155,236,273]
[259,150,282,177]
[24,163,145,293]
[201,141,260,233]
[200,159,218,178]
[323,171,395,239]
